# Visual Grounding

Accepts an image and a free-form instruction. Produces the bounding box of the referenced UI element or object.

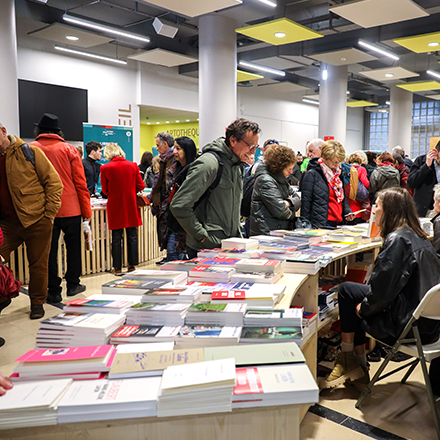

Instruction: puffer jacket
[368,163,400,201]
[170,137,244,251]
[299,158,351,228]
[4,135,63,228]
[250,163,300,236]
[360,225,440,345]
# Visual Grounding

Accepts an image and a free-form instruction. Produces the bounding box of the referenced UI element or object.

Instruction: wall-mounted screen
[18,80,88,141]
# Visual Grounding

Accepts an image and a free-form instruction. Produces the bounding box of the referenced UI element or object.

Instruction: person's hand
[0,372,13,396]
[426,149,438,167]
[83,218,91,222]
[355,303,362,319]
[345,212,356,222]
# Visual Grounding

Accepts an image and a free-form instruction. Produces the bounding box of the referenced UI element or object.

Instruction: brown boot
[322,351,365,389]
[351,367,371,393]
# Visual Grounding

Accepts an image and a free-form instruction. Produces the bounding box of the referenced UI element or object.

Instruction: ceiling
[16,0,440,111]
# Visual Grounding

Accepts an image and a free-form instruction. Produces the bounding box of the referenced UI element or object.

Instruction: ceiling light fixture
[302,98,319,105]
[385,73,394,78]
[156,122,160,124]
[175,120,180,123]
[147,123,151,125]
[274,32,286,38]
[186,119,190,122]
[428,42,439,47]
[427,70,440,80]
[257,0,277,7]
[358,40,399,61]
[322,69,328,80]
[386,100,391,105]
[63,14,150,43]
[66,35,79,41]
[346,91,350,94]
[166,121,170,124]
[152,17,178,39]
[239,60,286,77]
[54,45,127,64]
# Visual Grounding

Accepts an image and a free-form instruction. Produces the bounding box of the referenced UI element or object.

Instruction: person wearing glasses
[300,140,355,228]
[171,118,261,258]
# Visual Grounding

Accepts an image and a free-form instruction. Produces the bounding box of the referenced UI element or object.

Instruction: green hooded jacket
[170,137,245,251]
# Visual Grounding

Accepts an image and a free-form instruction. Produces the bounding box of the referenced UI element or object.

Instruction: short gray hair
[353,150,368,165]
[392,145,405,156]
[156,132,174,148]
[307,138,325,150]
[434,184,440,202]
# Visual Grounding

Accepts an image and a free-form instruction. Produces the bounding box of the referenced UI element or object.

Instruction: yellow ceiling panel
[396,80,440,92]
[394,31,440,53]
[236,18,324,46]
[237,70,264,82]
[347,100,378,108]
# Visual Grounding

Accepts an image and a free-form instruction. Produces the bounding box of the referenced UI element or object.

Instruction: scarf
[318,158,344,203]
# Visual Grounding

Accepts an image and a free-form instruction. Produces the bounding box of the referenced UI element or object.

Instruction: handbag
[0,262,21,300]
[137,193,150,208]
[355,180,369,202]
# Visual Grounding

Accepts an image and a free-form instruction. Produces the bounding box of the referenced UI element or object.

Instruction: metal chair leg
[401,359,419,384]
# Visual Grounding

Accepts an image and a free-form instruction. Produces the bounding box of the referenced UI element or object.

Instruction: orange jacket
[32,134,91,218]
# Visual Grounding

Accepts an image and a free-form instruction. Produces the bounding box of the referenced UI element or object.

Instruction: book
[121,269,187,285]
[234,259,284,274]
[221,238,259,249]
[125,302,190,326]
[240,326,303,346]
[243,307,303,327]
[230,271,281,284]
[175,325,242,348]
[284,252,322,275]
[160,258,204,272]
[232,363,319,408]
[197,257,241,267]
[110,325,180,344]
[63,294,139,314]
[327,232,363,244]
[140,286,203,304]
[101,279,171,295]
[188,266,236,282]
[109,348,205,379]
[185,303,247,326]
[218,249,261,259]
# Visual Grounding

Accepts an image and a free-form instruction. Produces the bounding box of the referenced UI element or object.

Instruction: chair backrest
[413,283,440,320]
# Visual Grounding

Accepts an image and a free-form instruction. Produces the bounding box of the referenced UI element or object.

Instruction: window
[368,110,389,152]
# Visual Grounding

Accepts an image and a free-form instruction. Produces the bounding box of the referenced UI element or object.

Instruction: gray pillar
[199,15,237,149]
[389,85,413,154]
[0,0,19,134]
[319,64,348,147]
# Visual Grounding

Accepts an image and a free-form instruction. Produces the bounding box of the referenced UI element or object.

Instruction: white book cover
[160,358,236,394]
[74,313,126,330]
[116,342,174,353]
[122,270,187,284]
[221,238,259,249]
[0,379,72,412]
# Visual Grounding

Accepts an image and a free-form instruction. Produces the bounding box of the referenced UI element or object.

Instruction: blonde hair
[321,140,345,162]
[353,150,368,165]
[104,143,125,160]
[152,155,161,173]
[348,153,364,165]
[434,184,440,202]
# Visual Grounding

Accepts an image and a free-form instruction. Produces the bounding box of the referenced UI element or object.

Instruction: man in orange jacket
[32,114,91,303]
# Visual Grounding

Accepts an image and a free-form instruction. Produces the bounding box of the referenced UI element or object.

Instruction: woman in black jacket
[322,187,440,392]
[250,145,300,236]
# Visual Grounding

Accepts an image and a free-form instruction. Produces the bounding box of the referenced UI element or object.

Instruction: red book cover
[211,290,245,301]
[110,325,140,338]
[234,368,263,395]
[344,268,367,284]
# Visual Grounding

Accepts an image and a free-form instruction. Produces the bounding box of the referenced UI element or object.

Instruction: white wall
[346,107,364,155]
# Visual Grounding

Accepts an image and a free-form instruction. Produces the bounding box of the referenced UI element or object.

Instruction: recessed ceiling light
[197,118,199,121]
[186,119,190,122]
[147,122,151,125]
[385,73,394,78]
[428,42,439,47]
[156,122,160,124]
[346,91,350,94]
[166,121,170,124]
[274,32,286,38]
[341,57,347,61]
[66,35,79,41]
[386,100,391,105]
[175,120,179,123]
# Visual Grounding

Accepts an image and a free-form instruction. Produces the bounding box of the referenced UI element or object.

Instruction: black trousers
[338,281,371,347]
[111,227,139,269]
[48,215,82,295]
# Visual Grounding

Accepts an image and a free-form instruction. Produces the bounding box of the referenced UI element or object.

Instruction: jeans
[111,227,139,269]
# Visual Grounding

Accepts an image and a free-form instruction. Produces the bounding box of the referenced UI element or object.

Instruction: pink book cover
[15,345,114,363]
[234,368,263,395]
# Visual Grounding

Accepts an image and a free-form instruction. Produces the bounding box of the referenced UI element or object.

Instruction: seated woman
[300,140,355,228]
[322,187,440,391]
[250,145,300,236]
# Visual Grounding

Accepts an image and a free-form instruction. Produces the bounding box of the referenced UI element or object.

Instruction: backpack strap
[21,143,36,167]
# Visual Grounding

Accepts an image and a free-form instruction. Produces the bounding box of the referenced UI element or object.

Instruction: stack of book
[327,230,365,245]
[218,248,261,259]
[221,237,259,249]
[63,294,139,315]
[188,266,236,283]
[0,379,73,429]
[302,311,318,343]
[284,252,323,275]
[243,307,303,327]
[139,285,203,304]
[175,325,242,349]
[232,363,319,408]
[35,313,126,348]
[122,269,187,285]
[157,358,236,417]
[102,279,171,295]
[110,324,180,345]
[230,271,281,284]
[235,259,284,275]
[240,326,303,346]
[125,302,190,326]
[318,288,338,321]
[185,303,247,327]
[197,257,241,267]
[57,377,161,423]
[258,240,301,252]
[160,259,203,271]
[108,347,204,379]
[12,345,116,381]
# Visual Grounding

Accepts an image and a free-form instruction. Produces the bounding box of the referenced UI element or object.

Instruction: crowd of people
[1,113,440,400]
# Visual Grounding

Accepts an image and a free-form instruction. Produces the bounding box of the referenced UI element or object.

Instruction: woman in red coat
[101,143,145,274]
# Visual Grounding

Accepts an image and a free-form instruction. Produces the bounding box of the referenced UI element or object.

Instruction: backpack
[21,143,35,166]
[340,162,358,201]
[167,151,224,234]
[240,173,256,218]
[355,179,369,202]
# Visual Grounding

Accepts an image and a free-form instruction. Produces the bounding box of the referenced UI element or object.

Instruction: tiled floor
[0,261,437,440]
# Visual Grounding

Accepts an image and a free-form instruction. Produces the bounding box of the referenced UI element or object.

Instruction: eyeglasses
[240,138,259,151]
[264,139,279,148]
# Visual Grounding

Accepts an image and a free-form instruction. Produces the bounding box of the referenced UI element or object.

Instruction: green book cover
[188,304,227,313]
[240,326,302,340]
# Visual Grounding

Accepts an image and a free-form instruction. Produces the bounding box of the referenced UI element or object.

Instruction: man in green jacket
[170,118,261,258]
[0,122,63,319]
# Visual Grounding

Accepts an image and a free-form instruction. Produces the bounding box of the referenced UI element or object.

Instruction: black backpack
[240,173,256,218]
[167,151,224,234]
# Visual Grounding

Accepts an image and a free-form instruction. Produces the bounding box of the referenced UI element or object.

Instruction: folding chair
[356,282,440,440]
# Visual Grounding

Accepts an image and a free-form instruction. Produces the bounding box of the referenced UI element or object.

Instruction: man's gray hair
[392,145,405,156]
[156,132,174,148]
[307,138,325,150]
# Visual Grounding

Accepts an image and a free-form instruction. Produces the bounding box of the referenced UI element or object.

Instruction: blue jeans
[166,232,186,261]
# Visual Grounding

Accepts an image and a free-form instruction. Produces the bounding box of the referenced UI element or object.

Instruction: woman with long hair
[322,187,440,391]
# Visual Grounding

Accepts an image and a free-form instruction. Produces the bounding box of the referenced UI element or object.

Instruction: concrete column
[199,15,237,149]
[0,0,19,135]
[319,64,348,147]
[389,85,413,153]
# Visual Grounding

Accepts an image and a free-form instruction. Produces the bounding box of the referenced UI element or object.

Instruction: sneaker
[127,266,136,273]
[66,284,86,297]
[321,351,365,389]
[0,299,12,314]
[30,304,45,320]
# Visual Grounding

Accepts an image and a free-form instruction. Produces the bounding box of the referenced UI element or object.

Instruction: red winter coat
[101,157,145,230]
